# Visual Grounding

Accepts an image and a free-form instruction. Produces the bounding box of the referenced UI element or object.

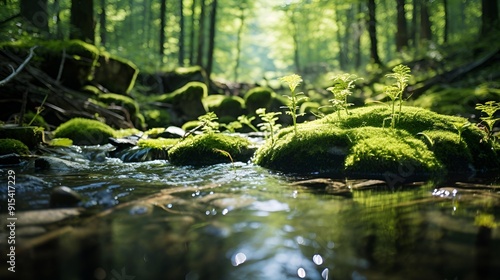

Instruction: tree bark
[396,0,408,52]
[419,0,432,42]
[20,0,49,33]
[443,0,448,43]
[481,0,499,36]
[234,4,246,83]
[70,0,95,43]
[196,0,206,67]
[367,0,382,65]
[99,0,107,46]
[189,0,197,65]
[159,0,167,58]
[179,0,185,66]
[206,0,217,79]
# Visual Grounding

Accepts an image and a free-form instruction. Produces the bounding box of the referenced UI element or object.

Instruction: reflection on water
[0,147,499,280]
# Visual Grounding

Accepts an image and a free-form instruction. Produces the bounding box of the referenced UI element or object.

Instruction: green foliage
[279,74,307,134]
[384,64,412,129]
[475,101,500,141]
[237,115,259,132]
[198,112,220,134]
[452,121,472,143]
[53,118,116,145]
[324,73,361,118]
[244,87,274,113]
[256,108,282,144]
[48,138,73,147]
[0,138,30,155]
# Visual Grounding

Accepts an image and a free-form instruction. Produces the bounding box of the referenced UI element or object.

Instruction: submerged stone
[168,133,254,166]
[253,105,499,180]
[0,138,30,155]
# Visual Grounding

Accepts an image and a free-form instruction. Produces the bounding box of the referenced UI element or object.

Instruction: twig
[56,48,66,83]
[0,46,38,86]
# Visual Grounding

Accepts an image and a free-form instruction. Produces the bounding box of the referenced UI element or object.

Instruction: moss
[156,81,208,119]
[114,128,142,138]
[0,126,44,149]
[81,85,103,95]
[53,118,116,145]
[181,120,201,131]
[94,51,140,94]
[137,138,179,149]
[168,133,253,166]
[244,87,274,114]
[143,109,171,128]
[254,105,498,179]
[0,138,30,155]
[203,95,246,121]
[97,93,140,115]
[48,138,73,147]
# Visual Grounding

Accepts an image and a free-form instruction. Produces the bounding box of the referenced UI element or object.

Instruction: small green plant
[256,108,282,144]
[213,148,235,170]
[237,115,259,132]
[384,64,411,129]
[325,73,361,118]
[452,121,472,143]
[279,74,307,134]
[475,101,500,142]
[221,121,242,133]
[198,111,220,134]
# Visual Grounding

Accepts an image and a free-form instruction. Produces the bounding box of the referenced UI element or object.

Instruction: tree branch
[0,46,38,87]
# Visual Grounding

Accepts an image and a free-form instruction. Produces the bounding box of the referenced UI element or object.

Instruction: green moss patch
[168,133,254,166]
[254,105,499,179]
[244,87,274,114]
[0,138,30,155]
[53,118,116,145]
[156,82,208,120]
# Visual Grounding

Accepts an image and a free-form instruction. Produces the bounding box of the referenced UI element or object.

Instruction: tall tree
[367,0,381,65]
[442,0,448,43]
[395,0,408,51]
[206,0,217,79]
[419,0,432,42]
[234,2,247,83]
[189,0,197,65]
[196,0,206,66]
[20,0,49,33]
[99,0,107,46]
[179,0,185,66]
[70,0,95,43]
[481,0,499,36]
[159,0,167,57]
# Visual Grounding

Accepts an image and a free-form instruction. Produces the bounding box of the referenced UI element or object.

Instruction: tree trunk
[159,0,167,58]
[99,0,107,46]
[20,0,49,33]
[70,0,95,43]
[367,0,382,65]
[354,2,363,70]
[419,0,432,42]
[189,0,197,65]
[234,4,246,83]
[206,0,217,79]
[290,12,301,73]
[179,0,185,66]
[481,0,499,36]
[53,0,63,38]
[196,0,206,67]
[443,0,448,43]
[410,0,418,47]
[396,0,408,52]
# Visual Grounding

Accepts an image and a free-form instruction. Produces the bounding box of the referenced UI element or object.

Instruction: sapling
[256,108,282,144]
[237,115,259,132]
[452,121,472,143]
[475,101,500,142]
[325,73,361,119]
[198,111,220,134]
[384,64,411,129]
[279,74,307,134]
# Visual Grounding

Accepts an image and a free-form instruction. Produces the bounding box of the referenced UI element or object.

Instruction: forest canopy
[1,0,499,83]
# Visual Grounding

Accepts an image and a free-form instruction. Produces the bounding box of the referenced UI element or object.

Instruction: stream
[1,143,499,280]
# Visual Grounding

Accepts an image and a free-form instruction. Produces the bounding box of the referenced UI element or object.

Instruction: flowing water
[0,144,499,280]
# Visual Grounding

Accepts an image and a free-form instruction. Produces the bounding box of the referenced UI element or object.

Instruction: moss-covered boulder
[0,126,44,149]
[93,53,139,94]
[168,133,254,166]
[244,87,274,114]
[0,138,30,155]
[203,95,246,122]
[156,82,208,120]
[53,118,116,145]
[254,105,499,180]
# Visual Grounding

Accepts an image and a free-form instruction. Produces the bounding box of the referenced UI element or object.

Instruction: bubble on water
[321,268,329,280]
[313,254,323,265]
[231,252,247,266]
[297,267,306,278]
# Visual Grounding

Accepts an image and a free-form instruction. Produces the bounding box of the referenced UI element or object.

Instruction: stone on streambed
[253,105,500,180]
[0,138,30,155]
[168,133,254,166]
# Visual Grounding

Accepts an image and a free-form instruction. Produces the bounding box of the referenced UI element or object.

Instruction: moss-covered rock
[0,126,44,148]
[168,133,254,166]
[53,118,116,145]
[254,105,499,180]
[0,138,30,155]
[156,82,208,120]
[93,52,139,94]
[203,95,246,122]
[244,87,274,114]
